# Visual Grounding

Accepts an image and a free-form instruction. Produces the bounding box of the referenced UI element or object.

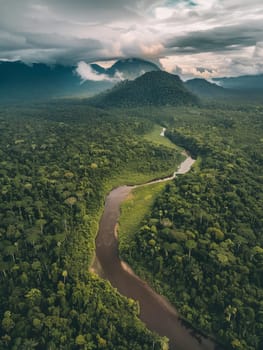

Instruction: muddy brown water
[92,157,223,350]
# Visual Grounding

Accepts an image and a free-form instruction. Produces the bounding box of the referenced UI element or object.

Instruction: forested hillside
[89,71,199,108]
[120,105,263,350]
[0,62,112,102]
[185,79,226,99]
[0,103,183,349]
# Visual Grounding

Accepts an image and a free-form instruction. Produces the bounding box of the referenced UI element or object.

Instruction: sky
[0,0,263,78]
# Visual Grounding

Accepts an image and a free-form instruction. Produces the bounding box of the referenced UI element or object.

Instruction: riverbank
[91,151,223,349]
[118,181,167,255]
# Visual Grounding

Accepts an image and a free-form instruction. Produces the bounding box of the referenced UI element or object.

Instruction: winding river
[92,144,223,349]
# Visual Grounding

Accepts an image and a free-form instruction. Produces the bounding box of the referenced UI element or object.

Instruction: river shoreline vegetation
[0,98,262,350]
[1,0,263,348]
[118,125,183,254]
[119,105,263,349]
[0,103,182,349]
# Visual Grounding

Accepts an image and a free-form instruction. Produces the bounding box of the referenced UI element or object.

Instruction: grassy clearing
[118,181,167,252]
[91,126,183,266]
[110,125,183,253]
[105,167,174,189]
[143,124,181,150]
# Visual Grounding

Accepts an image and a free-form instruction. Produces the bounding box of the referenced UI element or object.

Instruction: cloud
[0,30,110,65]
[254,42,263,58]
[172,65,183,75]
[0,30,28,51]
[76,61,123,81]
[165,22,263,53]
[0,0,263,77]
[196,67,214,74]
[160,45,263,79]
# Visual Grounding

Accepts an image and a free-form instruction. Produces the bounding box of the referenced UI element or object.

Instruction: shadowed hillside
[0,61,112,102]
[89,71,199,107]
[185,78,227,99]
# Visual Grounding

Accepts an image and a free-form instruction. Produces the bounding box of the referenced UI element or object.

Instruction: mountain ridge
[91,58,160,79]
[1,59,263,103]
[185,78,227,99]
[89,70,199,108]
[0,61,112,101]
[213,73,263,90]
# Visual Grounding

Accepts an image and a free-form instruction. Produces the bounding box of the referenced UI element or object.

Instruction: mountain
[89,63,107,75]
[89,70,199,108]
[91,58,160,80]
[213,74,263,90]
[0,61,113,102]
[185,78,227,99]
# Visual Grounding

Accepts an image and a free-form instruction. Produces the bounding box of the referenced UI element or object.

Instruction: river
[91,152,223,350]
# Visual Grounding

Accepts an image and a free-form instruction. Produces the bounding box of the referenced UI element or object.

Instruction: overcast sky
[0,0,263,78]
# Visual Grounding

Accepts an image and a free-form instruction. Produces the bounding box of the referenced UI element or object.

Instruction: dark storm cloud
[0,0,166,64]
[0,31,102,52]
[0,28,106,64]
[165,22,263,53]
[0,0,162,25]
[0,0,263,77]
[0,31,28,51]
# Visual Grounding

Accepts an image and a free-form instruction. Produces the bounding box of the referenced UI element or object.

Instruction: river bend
[92,155,222,350]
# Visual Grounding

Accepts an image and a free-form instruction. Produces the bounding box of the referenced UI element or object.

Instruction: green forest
[119,105,263,350]
[0,103,182,349]
[0,99,262,350]
[1,0,263,349]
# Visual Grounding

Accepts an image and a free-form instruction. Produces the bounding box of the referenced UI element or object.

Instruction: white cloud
[155,7,173,20]
[76,61,123,81]
[254,42,263,58]
[160,45,263,79]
